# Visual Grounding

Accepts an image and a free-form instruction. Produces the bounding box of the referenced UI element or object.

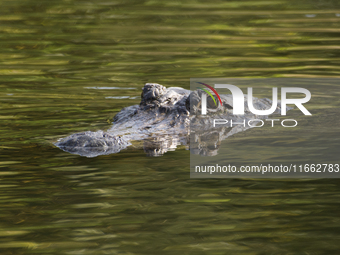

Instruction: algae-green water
[1,0,340,254]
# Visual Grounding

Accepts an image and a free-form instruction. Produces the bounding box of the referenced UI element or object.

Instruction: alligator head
[55,83,288,157]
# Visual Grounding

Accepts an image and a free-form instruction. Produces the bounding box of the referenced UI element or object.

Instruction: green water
[1,0,340,254]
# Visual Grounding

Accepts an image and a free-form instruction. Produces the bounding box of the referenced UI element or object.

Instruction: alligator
[55,83,288,157]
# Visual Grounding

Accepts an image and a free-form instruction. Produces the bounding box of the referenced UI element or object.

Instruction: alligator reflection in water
[55,83,288,157]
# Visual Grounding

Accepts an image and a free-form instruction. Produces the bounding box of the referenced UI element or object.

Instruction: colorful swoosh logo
[197,82,222,106]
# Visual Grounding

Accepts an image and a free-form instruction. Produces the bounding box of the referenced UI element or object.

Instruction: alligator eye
[223,102,233,109]
[207,95,219,109]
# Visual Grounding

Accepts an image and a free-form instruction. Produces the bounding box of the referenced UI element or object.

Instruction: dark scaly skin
[55,83,288,157]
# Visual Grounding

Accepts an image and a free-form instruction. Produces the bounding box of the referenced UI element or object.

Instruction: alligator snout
[55,131,129,157]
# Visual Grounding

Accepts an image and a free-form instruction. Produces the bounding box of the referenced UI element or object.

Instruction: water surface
[1,0,340,254]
